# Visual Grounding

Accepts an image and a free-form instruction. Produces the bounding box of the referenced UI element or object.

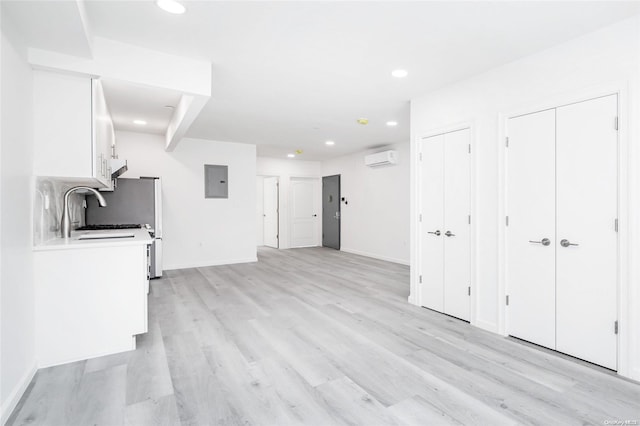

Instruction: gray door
[322,175,340,250]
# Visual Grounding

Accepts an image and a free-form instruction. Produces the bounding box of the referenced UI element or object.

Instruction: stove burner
[77,224,143,230]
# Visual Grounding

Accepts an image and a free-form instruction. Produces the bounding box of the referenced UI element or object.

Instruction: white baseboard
[340,247,409,266]
[164,257,258,271]
[1,362,37,425]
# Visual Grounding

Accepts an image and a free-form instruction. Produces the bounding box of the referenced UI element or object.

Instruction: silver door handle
[560,239,579,247]
[427,230,441,236]
[529,238,551,246]
[444,231,455,237]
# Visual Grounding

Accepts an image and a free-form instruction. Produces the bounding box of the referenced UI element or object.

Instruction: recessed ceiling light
[325,140,335,146]
[133,119,147,125]
[156,0,186,14]
[391,69,408,78]
[386,121,398,127]
[287,153,295,158]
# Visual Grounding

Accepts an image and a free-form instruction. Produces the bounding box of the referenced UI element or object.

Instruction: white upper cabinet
[33,70,114,188]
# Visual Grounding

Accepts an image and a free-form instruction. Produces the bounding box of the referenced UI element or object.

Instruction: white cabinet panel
[506,109,557,349]
[556,95,618,370]
[34,244,149,367]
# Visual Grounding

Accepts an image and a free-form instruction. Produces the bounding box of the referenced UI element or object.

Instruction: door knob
[313,214,317,217]
[560,239,579,247]
[427,230,441,236]
[529,238,551,246]
[444,231,455,237]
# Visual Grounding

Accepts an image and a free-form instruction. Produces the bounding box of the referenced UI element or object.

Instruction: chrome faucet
[61,186,107,238]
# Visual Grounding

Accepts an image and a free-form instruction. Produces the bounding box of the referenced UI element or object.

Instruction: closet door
[419,134,444,311]
[506,109,556,349]
[556,95,618,370]
[443,129,471,321]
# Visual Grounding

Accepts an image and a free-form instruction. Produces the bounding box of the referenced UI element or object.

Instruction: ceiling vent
[364,150,397,167]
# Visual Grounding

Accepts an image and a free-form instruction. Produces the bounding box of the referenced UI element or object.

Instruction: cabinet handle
[427,230,441,236]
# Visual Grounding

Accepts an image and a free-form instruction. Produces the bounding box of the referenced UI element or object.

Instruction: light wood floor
[8,247,640,425]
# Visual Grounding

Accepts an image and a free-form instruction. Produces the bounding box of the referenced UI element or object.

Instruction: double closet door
[420,128,471,321]
[507,94,618,370]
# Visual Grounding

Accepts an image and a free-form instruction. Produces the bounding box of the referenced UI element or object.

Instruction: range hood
[111,158,128,178]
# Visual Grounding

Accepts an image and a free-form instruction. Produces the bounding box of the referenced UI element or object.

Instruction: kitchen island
[34,229,152,367]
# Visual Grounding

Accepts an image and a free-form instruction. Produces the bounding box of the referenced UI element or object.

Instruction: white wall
[257,157,321,249]
[116,131,257,269]
[0,17,37,423]
[410,16,640,380]
[321,143,410,265]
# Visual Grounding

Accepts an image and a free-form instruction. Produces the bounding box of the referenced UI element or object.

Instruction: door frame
[411,123,477,326]
[498,81,634,378]
[289,176,321,248]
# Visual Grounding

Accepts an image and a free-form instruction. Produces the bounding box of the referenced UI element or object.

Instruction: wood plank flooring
[7,247,640,425]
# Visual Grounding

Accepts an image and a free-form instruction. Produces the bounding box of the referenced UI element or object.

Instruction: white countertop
[34,228,153,251]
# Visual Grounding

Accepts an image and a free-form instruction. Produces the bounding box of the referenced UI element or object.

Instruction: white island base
[34,230,151,368]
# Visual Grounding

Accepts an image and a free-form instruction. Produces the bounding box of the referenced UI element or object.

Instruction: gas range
[76,224,143,230]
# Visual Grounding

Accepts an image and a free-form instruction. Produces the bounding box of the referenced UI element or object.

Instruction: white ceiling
[5,1,640,160]
[101,79,183,135]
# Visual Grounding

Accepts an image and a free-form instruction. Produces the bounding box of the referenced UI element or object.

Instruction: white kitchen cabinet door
[443,128,471,321]
[556,95,618,370]
[263,177,279,248]
[92,78,114,187]
[419,134,445,312]
[290,178,319,247]
[506,109,557,350]
[33,70,113,188]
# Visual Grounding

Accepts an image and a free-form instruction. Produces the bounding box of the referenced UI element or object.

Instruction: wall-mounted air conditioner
[364,150,398,167]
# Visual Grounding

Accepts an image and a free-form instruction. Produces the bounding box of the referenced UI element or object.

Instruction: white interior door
[419,134,445,312]
[556,95,618,370]
[256,177,265,246]
[263,177,279,248]
[290,178,318,248]
[443,129,471,321]
[506,109,557,349]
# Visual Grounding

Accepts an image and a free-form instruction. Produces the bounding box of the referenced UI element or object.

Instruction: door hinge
[506,295,510,306]
[614,320,619,334]
[615,218,618,232]
[419,275,423,284]
[505,137,509,148]
[506,216,509,226]
[615,116,619,131]
[468,286,471,296]
[468,215,471,225]
[419,214,422,222]
[419,153,423,161]
[468,144,471,154]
